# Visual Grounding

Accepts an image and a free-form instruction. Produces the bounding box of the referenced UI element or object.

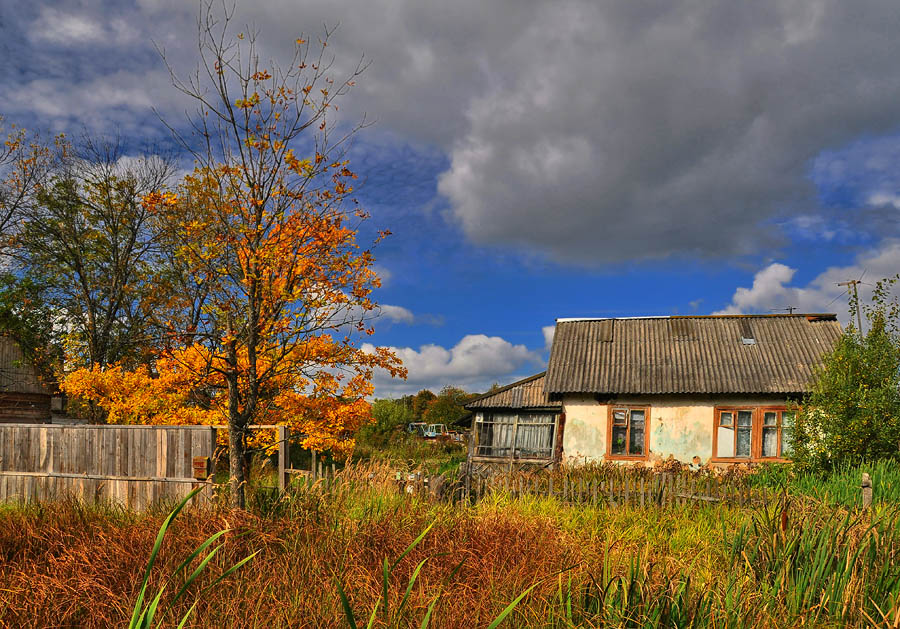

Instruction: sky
[3,0,900,397]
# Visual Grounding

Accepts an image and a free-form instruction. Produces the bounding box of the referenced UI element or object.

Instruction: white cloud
[868,193,900,209]
[29,9,105,45]
[364,333,543,396]
[542,325,555,351]
[378,304,415,324]
[715,240,900,324]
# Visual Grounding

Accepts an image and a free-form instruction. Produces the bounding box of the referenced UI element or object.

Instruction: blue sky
[3,1,900,396]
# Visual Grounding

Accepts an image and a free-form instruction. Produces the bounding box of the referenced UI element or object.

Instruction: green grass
[748,459,900,507]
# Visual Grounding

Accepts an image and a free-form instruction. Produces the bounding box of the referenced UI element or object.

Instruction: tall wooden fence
[0,424,217,509]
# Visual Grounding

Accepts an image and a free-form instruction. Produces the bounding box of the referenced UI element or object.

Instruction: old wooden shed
[0,335,54,423]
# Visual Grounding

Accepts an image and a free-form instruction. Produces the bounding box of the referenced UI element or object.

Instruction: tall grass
[1,464,899,627]
[749,459,900,507]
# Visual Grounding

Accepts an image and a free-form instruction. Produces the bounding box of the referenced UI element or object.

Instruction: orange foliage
[63,338,399,456]
[62,28,405,471]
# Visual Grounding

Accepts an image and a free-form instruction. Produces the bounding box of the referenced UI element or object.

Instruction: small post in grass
[277,425,288,492]
[861,472,873,509]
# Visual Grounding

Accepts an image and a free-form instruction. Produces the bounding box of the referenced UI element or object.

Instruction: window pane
[515,413,556,458]
[629,410,645,455]
[781,428,793,457]
[762,427,778,457]
[613,410,627,426]
[763,411,777,426]
[611,426,628,455]
[717,425,735,457]
[736,427,752,457]
[737,411,753,427]
[782,412,794,427]
[719,412,733,427]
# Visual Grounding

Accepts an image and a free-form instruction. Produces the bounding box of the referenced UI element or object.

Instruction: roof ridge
[465,371,546,406]
[556,313,837,322]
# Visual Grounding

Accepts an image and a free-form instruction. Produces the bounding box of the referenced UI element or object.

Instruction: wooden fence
[464,471,761,507]
[276,463,765,508]
[0,424,217,509]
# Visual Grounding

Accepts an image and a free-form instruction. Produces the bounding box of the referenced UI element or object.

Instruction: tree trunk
[228,416,246,510]
[225,322,246,509]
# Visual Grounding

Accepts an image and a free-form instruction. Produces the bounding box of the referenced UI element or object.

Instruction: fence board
[457,468,766,509]
[0,424,216,509]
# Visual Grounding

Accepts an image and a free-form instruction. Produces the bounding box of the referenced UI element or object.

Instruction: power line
[837,279,863,333]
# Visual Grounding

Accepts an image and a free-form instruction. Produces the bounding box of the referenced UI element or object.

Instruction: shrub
[793,277,900,471]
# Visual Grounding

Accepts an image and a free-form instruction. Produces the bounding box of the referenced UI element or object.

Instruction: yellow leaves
[284,150,313,176]
[234,93,260,109]
[251,70,272,82]
[295,38,306,46]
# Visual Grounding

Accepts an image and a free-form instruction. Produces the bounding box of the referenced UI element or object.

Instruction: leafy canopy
[792,276,900,471]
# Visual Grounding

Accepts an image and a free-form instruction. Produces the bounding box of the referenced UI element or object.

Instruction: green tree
[422,385,471,427]
[358,398,414,446]
[411,389,437,421]
[793,276,900,471]
[16,140,173,370]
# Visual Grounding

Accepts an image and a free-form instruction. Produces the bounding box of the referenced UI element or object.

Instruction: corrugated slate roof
[544,314,842,395]
[466,372,562,409]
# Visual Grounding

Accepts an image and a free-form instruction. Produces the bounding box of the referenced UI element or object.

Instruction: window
[607,406,649,459]
[474,412,558,460]
[713,407,794,461]
[761,409,794,459]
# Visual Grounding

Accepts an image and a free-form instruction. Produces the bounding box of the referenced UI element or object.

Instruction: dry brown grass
[0,471,897,628]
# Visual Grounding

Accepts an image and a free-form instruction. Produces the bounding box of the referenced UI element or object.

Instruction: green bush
[792,277,900,472]
[356,399,413,447]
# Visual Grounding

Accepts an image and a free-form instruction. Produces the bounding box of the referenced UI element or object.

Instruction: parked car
[423,423,448,439]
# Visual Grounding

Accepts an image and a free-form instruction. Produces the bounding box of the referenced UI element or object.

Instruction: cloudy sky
[4,0,900,396]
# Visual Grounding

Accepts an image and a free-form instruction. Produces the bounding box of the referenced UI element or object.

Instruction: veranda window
[474,412,558,460]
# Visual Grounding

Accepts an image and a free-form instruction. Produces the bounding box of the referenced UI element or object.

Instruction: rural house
[0,334,54,423]
[465,314,842,468]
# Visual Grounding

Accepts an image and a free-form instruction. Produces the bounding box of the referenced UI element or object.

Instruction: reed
[1,462,898,627]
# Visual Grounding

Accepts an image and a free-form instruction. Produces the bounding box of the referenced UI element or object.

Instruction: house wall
[561,394,792,465]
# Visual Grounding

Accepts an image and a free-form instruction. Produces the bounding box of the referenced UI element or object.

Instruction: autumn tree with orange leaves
[63,4,405,508]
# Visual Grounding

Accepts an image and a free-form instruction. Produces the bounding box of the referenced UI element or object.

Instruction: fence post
[861,472,873,509]
[277,425,288,492]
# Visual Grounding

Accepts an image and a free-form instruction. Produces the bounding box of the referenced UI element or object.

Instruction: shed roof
[466,372,562,410]
[544,314,842,395]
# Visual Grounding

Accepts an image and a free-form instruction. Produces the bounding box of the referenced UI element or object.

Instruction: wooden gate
[0,424,217,509]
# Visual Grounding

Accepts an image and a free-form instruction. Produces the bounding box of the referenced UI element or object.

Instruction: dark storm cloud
[5,0,900,264]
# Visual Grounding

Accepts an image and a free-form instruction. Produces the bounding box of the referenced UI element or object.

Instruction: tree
[16,139,174,371]
[66,4,405,508]
[0,119,56,255]
[792,276,900,471]
[422,385,471,426]
[411,389,437,421]
[358,398,413,446]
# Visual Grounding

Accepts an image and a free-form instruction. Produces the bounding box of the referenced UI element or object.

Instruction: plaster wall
[561,394,791,465]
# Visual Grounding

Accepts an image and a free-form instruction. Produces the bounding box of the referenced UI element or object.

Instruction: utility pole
[838,279,863,334]
[771,307,797,315]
